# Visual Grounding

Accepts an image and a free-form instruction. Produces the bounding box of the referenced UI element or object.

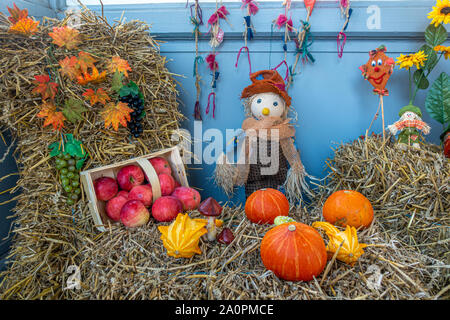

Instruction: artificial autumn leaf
[7,3,28,24]
[111,70,124,93]
[82,88,110,105]
[76,66,107,85]
[59,56,81,80]
[49,26,81,50]
[37,101,65,131]
[32,74,58,100]
[77,51,97,74]
[9,17,39,36]
[62,98,87,123]
[101,101,133,131]
[107,56,132,77]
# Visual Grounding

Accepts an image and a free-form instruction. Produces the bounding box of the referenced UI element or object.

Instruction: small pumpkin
[158,213,207,258]
[312,221,368,266]
[322,190,374,229]
[260,222,327,281]
[245,188,289,224]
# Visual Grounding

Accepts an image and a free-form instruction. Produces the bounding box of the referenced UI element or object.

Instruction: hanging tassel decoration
[337,0,352,58]
[294,20,315,63]
[235,46,252,75]
[207,5,230,48]
[206,92,217,118]
[190,0,203,121]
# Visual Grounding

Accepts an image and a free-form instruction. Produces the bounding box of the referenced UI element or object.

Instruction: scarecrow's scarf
[215,116,312,202]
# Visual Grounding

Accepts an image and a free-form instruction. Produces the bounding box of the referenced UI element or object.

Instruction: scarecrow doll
[215,69,311,202]
[387,105,431,149]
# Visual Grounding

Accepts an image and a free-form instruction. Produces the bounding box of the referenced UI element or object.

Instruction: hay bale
[0,8,183,299]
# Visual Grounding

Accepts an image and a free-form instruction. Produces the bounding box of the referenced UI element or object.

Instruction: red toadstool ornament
[198,197,223,241]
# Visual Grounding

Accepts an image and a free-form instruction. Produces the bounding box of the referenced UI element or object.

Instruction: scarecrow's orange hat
[241,70,292,107]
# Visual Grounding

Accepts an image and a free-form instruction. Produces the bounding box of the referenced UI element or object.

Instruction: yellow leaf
[9,17,39,36]
[101,101,133,131]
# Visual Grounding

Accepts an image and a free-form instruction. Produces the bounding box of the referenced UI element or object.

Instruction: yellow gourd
[312,221,368,266]
[158,213,207,258]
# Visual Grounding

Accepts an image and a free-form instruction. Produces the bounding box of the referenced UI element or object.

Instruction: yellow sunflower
[428,0,450,27]
[434,45,450,59]
[396,51,428,70]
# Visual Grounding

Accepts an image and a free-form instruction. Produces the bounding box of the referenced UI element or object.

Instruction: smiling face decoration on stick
[359,45,395,96]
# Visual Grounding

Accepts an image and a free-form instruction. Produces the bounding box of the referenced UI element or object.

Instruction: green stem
[408,68,412,103]
[411,52,444,105]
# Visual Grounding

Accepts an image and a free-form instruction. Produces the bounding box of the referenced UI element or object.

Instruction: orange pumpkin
[245,188,289,224]
[260,222,327,281]
[322,190,374,229]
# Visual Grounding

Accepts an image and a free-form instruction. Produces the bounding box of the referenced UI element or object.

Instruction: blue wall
[86,1,449,205]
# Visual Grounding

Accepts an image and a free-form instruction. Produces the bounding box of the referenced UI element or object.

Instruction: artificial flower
[395,51,428,70]
[427,0,450,27]
[434,45,450,59]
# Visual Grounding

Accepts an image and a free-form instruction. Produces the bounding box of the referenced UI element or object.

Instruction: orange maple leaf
[59,56,81,80]
[107,56,132,77]
[77,51,97,75]
[32,74,58,100]
[7,3,28,24]
[37,101,66,131]
[101,101,133,131]
[77,66,107,85]
[9,17,39,36]
[49,26,81,50]
[82,88,111,105]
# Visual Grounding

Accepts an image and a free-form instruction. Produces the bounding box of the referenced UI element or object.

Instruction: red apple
[128,184,153,207]
[171,186,201,211]
[159,173,175,196]
[94,177,118,201]
[120,200,150,228]
[105,195,128,221]
[117,165,145,191]
[117,191,129,199]
[151,196,183,222]
[149,157,172,175]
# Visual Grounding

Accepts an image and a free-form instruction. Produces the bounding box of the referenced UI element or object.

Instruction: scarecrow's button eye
[371,60,376,67]
[273,102,278,107]
[378,59,383,66]
[257,99,262,104]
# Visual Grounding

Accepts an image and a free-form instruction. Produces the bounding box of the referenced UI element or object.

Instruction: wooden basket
[80,146,188,232]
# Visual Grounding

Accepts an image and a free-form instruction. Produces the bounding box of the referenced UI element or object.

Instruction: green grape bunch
[55,153,83,205]
[49,134,87,206]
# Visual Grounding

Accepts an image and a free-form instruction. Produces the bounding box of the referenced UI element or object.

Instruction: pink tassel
[206,92,216,118]
[340,0,349,8]
[235,46,252,75]
[287,17,293,30]
[337,32,347,58]
[206,53,218,71]
[208,5,229,25]
[208,13,218,25]
[217,6,229,19]
[275,14,288,29]
[273,60,289,83]
[241,0,259,15]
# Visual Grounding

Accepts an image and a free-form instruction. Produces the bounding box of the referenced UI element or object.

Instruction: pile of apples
[93,157,201,228]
